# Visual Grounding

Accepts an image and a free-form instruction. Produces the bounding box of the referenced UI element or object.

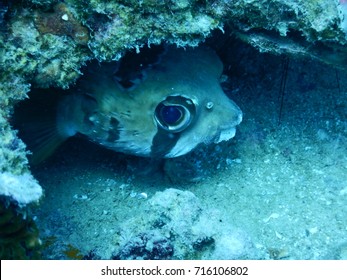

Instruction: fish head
[75,46,242,158]
[149,84,242,158]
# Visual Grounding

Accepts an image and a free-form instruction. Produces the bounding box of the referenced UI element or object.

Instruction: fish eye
[154,96,196,133]
[160,105,183,124]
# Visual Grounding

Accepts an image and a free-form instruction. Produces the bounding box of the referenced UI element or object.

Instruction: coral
[112,189,208,259]
[71,0,220,60]
[0,5,91,89]
[0,200,42,259]
[2,0,346,87]
[0,0,345,92]
[63,244,84,259]
[0,87,31,178]
[0,0,344,94]
[111,188,255,259]
[34,2,90,46]
[113,231,174,260]
[211,229,253,259]
[0,172,42,206]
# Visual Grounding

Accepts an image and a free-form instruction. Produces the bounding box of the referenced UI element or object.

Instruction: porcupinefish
[16,46,242,163]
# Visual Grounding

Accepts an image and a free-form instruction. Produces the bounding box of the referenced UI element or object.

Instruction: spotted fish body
[56,46,242,158]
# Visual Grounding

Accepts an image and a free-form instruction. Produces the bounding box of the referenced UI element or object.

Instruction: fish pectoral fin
[13,91,71,165]
[26,123,69,165]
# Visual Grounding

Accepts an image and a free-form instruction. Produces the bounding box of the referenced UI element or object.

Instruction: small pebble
[61,14,69,21]
[308,227,318,234]
[137,192,148,199]
[263,213,280,223]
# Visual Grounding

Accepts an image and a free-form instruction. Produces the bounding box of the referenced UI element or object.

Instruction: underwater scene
[0,0,346,260]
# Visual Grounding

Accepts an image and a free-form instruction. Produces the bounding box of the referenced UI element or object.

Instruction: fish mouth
[213,113,242,144]
[213,127,236,144]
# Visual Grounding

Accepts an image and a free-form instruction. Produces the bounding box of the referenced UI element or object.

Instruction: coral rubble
[0,200,42,259]
[112,188,254,259]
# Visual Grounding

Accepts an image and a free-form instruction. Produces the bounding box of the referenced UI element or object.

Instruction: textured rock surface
[112,188,254,259]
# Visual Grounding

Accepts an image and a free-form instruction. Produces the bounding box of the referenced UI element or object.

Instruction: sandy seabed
[30,50,347,260]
